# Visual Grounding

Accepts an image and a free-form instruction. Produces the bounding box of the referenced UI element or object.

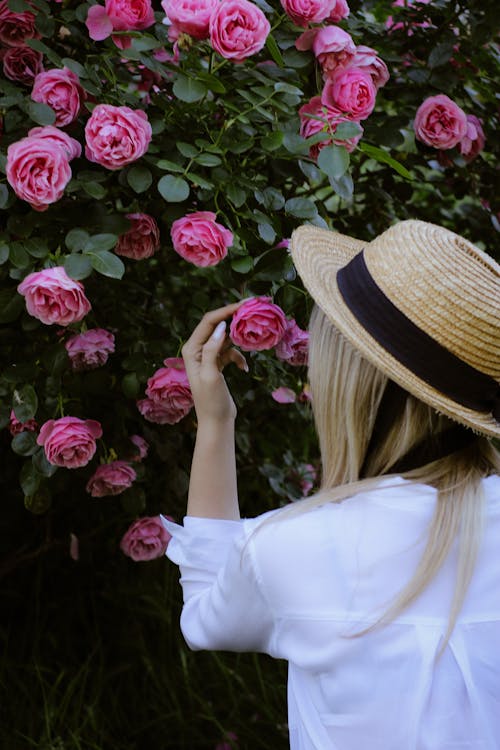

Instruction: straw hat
[290,219,500,437]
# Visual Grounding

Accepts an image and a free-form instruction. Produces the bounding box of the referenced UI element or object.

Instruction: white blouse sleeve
[161,515,277,655]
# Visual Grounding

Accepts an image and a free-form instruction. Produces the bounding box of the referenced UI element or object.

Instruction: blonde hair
[271,305,500,648]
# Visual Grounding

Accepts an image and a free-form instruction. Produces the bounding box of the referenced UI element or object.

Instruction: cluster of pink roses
[414,94,485,162]
[0,0,43,85]
[86,0,155,49]
[161,0,270,62]
[294,3,389,159]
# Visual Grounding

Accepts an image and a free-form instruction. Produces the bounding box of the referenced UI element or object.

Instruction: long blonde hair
[274,305,500,646]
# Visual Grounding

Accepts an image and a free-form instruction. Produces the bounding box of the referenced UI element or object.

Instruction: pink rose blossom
[115,213,160,260]
[327,0,349,22]
[120,515,172,561]
[86,0,154,48]
[9,409,38,436]
[296,26,355,77]
[31,68,85,127]
[18,267,91,326]
[2,45,43,84]
[209,0,270,62]
[137,397,186,424]
[0,0,38,47]
[280,0,336,27]
[161,0,218,40]
[230,297,286,352]
[299,96,363,159]
[386,0,431,34]
[271,387,296,404]
[289,462,316,496]
[69,533,79,561]
[141,358,194,424]
[37,416,102,468]
[414,94,467,150]
[6,136,73,210]
[85,104,152,170]
[459,114,485,162]
[86,5,113,40]
[344,45,390,89]
[28,125,82,160]
[129,434,149,461]
[86,460,137,497]
[171,212,233,267]
[65,328,115,370]
[321,67,377,121]
[275,319,309,366]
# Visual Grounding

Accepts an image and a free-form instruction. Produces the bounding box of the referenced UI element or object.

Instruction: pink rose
[296,26,355,77]
[327,0,349,21]
[85,104,152,170]
[129,434,149,461]
[275,319,309,366]
[6,136,73,210]
[171,212,233,267]
[28,125,82,160]
[414,94,467,150]
[37,416,103,468]
[65,328,115,370]
[299,96,363,159]
[161,0,217,40]
[120,515,172,561]
[459,114,485,162]
[141,357,194,424]
[321,67,377,121]
[280,0,336,27]
[344,45,389,89]
[86,0,154,48]
[9,409,38,436]
[86,460,136,497]
[230,297,286,352]
[31,68,85,127]
[18,267,91,326]
[2,45,43,84]
[209,0,270,62]
[271,387,296,404]
[0,0,38,47]
[115,213,160,260]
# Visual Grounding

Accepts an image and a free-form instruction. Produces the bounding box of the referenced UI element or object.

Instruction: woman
[163,220,500,749]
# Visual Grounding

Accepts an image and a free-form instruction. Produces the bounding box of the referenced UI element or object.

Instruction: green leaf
[274,82,303,96]
[358,143,413,180]
[84,234,118,253]
[65,228,90,252]
[194,153,222,167]
[8,0,30,10]
[32,448,58,477]
[329,172,354,201]
[19,460,42,496]
[333,122,363,140]
[64,253,93,280]
[127,165,153,193]
[88,251,125,279]
[11,431,38,457]
[261,131,283,151]
[173,74,207,103]
[82,181,107,199]
[122,372,140,398]
[196,72,226,94]
[155,159,184,173]
[0,183,9,209]
[231,256,254,274]
[317,144,350,180]
[428,42,455,69]
[24,486,52,514]
[284,197,318,220]
[27,38,62,66]
[177,142,198,158]
[0,289,24,323]
[157,175,190,203]
[265,34,284,67]
[185,172,215,190]
[0,241,9,264]
[9,242,30,268]
[226,185,247,208]
[13,385,38,422]
[24,101,56,126]
[61,57,86,77]
[23,238,49,258]
[258,223,277,244]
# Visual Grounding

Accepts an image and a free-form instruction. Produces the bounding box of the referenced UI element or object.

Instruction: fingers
[182,300,248,356]
[219,347,248,372]
[200,321,229,377]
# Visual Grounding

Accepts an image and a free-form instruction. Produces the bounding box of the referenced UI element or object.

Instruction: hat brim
[290,225,500,438]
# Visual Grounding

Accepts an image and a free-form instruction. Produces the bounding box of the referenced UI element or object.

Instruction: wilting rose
[86,0,154,48]
[37,416,102,468]
[2,45,43,84]
[31,67,85,126]
[28,125,82,160]
[230,297,286,352]
[86,460,136,497]
[209,0,270,62]
[120,515,172,561]
[414,94,467,150]
[6,135,73,210]
[459,114,485,162]
[171,212,233,267]
[161,0,217,40]
[141,358,194,424]
[85,104,152,170]
[321,67,377,121]
[18,267,91,325]
[275,319,309,366]
[299,96,363,159]
[344,45,390,89]
[115,213,160,260]
[65,329,115,370]
[271,387,296,404]
[0,0,38,47]
[129,434,149,461]
[280,0,336,27]
[9,410,38,436]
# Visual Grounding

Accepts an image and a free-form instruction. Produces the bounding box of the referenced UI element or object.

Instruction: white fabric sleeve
[161,515,277,655]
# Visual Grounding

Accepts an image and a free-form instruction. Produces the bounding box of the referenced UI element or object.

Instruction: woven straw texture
[290,219,500,437]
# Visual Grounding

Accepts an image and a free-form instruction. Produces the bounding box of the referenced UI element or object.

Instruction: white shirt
[163,475,500,750]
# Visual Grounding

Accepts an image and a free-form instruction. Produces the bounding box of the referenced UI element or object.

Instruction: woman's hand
[182,302,249,424]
